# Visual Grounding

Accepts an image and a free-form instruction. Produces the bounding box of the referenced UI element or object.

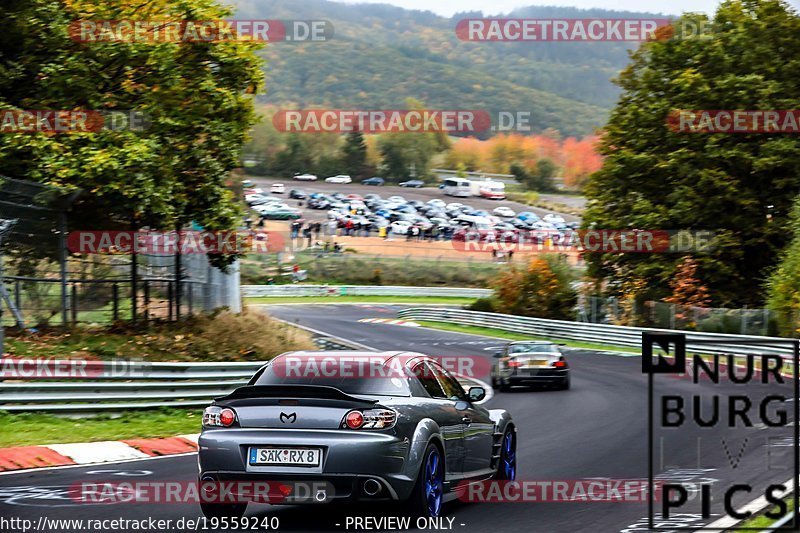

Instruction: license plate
[528,360,548,367]
[249,447,322,466]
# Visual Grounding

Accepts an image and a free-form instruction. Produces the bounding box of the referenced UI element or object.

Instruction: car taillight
[508,360,524,368]
[203,406,236,427]
[342,409,396,430]
[553,360,568,369]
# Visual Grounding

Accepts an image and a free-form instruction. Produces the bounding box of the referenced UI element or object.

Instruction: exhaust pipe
[363,479,382,496]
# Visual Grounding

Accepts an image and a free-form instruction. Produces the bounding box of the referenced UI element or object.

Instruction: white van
[443,178,471,197]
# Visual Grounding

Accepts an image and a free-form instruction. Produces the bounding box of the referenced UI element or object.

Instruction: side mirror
[468,387,486,402]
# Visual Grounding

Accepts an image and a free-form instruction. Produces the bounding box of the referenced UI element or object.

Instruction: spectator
[291,221,301,239]
[353,221,361,236]
[328,219,338,237]
[304,226,313,248]
[345,219,354,236]
[313,222,321,239]
[379,226,387,239]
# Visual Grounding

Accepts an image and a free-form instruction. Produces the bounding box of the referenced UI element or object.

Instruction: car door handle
[462,416,472,425]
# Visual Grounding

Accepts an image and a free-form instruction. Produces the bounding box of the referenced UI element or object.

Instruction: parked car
[270,183,286,194]
[427,199,446,209]
[245,194,269,206]
[254,204,301,220]
[389,220,413,235]
[307,197,331,210]
[493,206,516,218]
[362,177,385,186]
[399,180,425,188]
[198,352,514,519]
[543,214,566,224]
[293,173,318,181]
[289,189,308,200]
[491,341,570,391]
[345,194,364,202]
[517,212,539,222]
[326,175,352,184]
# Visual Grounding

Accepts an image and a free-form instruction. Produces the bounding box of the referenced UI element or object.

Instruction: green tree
[767,196,800,336]
[341,131,371,179]
[583,0,800,306]
[511,159,558,192]
[0,0,264,267]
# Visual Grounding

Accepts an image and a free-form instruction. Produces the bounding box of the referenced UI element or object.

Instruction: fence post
[167,282,174,321]
[143,280,150,323]
[59,210,69,326]
[70,283,78,325]
[112,283,119,322]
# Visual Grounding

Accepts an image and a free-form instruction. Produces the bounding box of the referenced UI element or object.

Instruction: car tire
[404,443,444,518]
[560,376,571,390]
[199,502,247,519]
[495,429,517,481]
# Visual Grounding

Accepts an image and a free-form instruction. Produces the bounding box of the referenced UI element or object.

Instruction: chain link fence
[578,295,775,336]
[0,177,241,353]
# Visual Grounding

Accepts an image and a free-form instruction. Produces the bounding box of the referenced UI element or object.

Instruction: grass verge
[416,320,641,355]
[739,496,794,529]
[0,409,202,448]
[246,296,477,306]
[5,310,315,362]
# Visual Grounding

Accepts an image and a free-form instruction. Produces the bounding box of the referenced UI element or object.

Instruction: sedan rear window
[253,363,411,397]
[509,344,560,354]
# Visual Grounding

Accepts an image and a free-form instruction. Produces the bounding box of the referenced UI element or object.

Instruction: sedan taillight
[553,360,568,369]
[203,406,236,427]
[342,409,396,430]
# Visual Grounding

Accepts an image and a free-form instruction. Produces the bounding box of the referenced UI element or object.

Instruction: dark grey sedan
[198,351,516,519]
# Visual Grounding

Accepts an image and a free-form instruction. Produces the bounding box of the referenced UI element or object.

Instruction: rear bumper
[198,429,415,502]
[497,369,569,385]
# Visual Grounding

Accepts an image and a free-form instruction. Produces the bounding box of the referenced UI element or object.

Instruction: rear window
[253,363,411,397]
[509,344,559,354]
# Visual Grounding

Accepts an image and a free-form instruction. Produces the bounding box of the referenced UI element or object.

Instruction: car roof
[507,340,556,346]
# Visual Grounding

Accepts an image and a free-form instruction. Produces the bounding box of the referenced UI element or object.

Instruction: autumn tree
[491,257,577,320]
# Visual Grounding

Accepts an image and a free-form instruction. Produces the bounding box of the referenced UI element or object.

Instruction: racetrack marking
[46,441,149,464]
[0,452,197,477]
[358,318,421,327]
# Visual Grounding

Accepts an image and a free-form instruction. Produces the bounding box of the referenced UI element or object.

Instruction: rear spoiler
[214,385,379,404]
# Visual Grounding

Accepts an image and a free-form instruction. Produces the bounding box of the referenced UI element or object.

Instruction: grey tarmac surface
[0,304,794,533]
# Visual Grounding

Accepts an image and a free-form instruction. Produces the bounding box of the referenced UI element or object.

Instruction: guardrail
[243,285,491,299]
[397,308,798,358]
[0,334,359,413]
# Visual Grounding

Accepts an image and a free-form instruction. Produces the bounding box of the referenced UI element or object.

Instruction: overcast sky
[332,0,799,17]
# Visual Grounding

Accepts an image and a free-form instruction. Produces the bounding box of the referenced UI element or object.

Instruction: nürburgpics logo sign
[644,333,799,530]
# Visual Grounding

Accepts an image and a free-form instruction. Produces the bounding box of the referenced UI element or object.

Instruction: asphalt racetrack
[0,304,794,533]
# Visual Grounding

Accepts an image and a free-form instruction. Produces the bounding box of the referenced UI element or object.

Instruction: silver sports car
[491,341,571,391]
[198,351,516,519]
